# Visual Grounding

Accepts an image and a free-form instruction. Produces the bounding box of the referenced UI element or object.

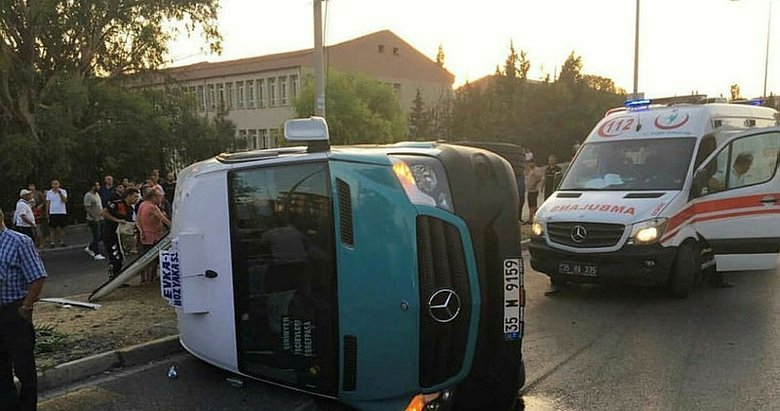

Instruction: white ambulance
[529,97,780,296]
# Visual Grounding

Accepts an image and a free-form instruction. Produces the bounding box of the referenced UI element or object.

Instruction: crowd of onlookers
[517,148,572,224]
[10,169,176,282]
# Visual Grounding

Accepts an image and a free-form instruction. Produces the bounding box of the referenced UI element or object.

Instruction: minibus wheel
[669,242,699,298]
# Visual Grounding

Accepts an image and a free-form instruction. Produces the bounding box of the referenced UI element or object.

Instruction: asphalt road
[39,250,780,410]
[40,248,144,298]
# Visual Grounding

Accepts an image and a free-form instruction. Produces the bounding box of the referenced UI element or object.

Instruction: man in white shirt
[14,190,37,241]
[45,180,68,248]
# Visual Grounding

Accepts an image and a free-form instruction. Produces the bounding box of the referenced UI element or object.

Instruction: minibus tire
[669,242,699,298]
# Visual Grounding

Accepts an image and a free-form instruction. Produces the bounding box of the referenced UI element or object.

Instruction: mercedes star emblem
[570,225,588,243]
[428,289,461,323]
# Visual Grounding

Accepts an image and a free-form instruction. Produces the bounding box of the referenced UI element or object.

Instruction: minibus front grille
[417,216,471,388]
[547,222,625,248]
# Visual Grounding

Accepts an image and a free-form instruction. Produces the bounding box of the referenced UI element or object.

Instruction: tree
[293,72,406,144]
[409,89,434,139]
[0,0,222,142]
[436,44,445,68]
[558,51,583,88]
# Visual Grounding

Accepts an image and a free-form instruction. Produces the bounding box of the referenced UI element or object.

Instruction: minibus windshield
[559,138,697,191]
[229,162,338,394]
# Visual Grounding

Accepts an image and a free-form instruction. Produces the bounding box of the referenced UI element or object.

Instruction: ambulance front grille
[547,222,625,248]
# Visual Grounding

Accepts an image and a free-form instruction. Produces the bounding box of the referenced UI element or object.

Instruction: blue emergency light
[624,98,652,111]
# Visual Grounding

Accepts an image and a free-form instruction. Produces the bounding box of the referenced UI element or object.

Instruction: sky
[168,0,778,99]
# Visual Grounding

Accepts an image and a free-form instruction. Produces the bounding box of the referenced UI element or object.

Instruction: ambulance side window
[700,131,780,196]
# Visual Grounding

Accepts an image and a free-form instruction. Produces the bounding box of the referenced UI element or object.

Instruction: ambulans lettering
[550,204,635,215]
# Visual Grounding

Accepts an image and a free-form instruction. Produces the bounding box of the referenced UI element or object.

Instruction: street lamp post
[762,1,772,97]
[633,0,640,96]
[732,0,774,98]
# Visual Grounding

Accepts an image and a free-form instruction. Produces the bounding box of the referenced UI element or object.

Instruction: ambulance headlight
[531,220,545,237]
[630,218,668,245]
[390,155,453,212]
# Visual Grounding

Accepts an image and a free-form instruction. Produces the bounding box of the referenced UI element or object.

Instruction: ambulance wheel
[669,242,699,298]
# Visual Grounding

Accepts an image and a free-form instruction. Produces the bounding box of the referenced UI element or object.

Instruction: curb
[38,334,182,392]
[37,243,90,257]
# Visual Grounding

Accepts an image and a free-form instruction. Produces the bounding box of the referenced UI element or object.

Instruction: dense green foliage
[0,0,235,214]
[293,72,407,144]
[445,48,625,161]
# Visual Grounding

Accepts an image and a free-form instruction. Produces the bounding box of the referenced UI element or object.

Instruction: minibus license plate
[503,258,523,341]
[558,262,598,277]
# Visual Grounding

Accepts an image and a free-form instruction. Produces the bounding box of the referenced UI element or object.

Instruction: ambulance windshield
[560,138,697,191]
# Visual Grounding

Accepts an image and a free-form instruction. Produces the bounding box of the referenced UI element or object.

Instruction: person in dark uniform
[0,208,47,411]
[543,154,562,200]
[101,188,140,280]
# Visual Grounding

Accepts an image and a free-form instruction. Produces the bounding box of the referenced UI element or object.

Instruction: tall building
[158,30,454,149]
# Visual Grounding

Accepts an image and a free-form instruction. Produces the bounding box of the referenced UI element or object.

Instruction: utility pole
[633,0,640,96]
[314,0,326,117]
[762,1,772,98]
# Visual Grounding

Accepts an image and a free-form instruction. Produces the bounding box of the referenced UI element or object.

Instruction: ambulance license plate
[503,258,523,341]
[558,261,598,277]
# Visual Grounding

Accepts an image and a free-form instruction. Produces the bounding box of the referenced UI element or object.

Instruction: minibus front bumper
[529,238,677,285]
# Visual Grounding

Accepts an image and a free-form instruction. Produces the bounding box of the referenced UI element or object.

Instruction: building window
[260,129,269,148]
[393,83,402,94]
[217,83,225,111]
[237,81,245,109]
[248,129,258,150]
[238,129,247,148]
[247,80,255,108]
[226,82,234,110]
[268,78,276,106]
[280,76,288,106]
[290,75,299,99]
[378,45,385,53]
[208,84,216,111]
[197,85,205,112]
[270,128,280,146]
[257,79,265,108]
[393,47,399,56]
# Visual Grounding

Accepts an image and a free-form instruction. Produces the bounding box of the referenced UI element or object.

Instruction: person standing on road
[102,188,140,280]
[543,154,562,200]
[98,175,116,208]
[14,190,37,242]
[137,188,171,284]
[45,180,68,248]
[0,207,47,411]
[83,182,106,261]
[525,158,544,224]
[27,184,46,249]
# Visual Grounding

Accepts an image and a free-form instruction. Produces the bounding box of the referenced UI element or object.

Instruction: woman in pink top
[137,188,171,284]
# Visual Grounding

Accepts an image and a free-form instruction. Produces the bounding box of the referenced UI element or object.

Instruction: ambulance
[159,117,525,410]
[529,97,780,297]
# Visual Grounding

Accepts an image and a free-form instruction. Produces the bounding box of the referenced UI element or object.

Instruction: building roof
[162,30,454,85]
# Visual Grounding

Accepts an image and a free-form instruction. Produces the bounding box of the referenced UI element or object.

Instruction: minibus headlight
[630,218,668,244]
[531,221,545,237]
[390,155,454,212]
[404,390,452,411]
